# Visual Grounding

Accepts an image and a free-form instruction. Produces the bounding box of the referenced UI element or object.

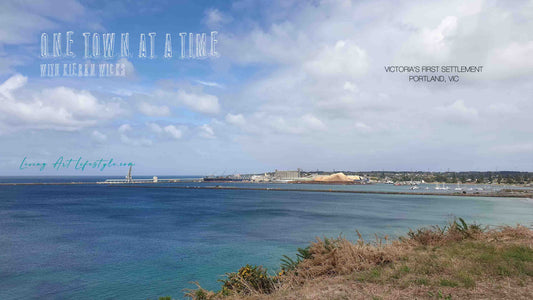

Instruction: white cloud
[163,125,183,139]
[354,122,372,133]
[204,8,232,28]
[0,74,121,131]
[491,143,533,154]
[120,134,152,147]
[91,130,107,143]
[118,124,132,133]
[304,40,368,78]
[0,0,86,44]
[488,41,533,78]
[117,58,136,78]
[176,89,220,114]
[118,124,152,146]
[138,102,170,116]
[204,0,533,171]
[195,80,225,88]
[436,100,479,123]
[236,113,327,136]
[147,122,163,133]
[141,85,221,116]
[0,0,102,74]
[422,16,458,54]
[39,87,119,119]
[400,15,459,62]
[199,124,215,139]
[221,23,305,65]
[147,122,186,140]
[225,113,246,127]
[343,81,359,93]
[300,114,326,131]
[458,0,484,16]
[487,103,519,115]
[2,1,533,172]
[0,73,26,99]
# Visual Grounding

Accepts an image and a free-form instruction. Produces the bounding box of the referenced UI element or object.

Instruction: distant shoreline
[1,181,531,199]
[111,185,533,199]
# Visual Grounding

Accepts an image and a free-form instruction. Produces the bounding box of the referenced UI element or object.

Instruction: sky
[0,0,532,176]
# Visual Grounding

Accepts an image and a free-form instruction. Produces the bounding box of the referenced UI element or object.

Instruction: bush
[218,264,275,295]
[280,246,311,272]
[184,221,532,299]
[406,218,483,246]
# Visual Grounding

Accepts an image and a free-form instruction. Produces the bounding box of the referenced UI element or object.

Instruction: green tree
[450,173,457,183]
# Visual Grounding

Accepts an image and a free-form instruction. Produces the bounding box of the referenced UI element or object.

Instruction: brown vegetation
[184,220,533,300]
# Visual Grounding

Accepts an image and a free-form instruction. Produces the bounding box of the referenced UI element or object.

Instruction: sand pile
[314,172,355,182]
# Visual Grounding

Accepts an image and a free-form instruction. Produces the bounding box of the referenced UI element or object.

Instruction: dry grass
[184,221,533,300]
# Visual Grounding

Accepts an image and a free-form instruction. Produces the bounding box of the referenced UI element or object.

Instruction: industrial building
[273,169,301,181]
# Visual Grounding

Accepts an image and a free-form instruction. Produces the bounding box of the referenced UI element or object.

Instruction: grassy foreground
[183,219,533,300]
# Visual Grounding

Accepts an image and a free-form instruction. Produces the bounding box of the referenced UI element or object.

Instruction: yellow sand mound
[314,172,360,182]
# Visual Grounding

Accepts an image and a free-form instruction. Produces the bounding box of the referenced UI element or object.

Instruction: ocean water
[1,178,532,299]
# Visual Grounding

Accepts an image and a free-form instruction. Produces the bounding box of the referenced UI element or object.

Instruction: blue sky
[1,0,532,176]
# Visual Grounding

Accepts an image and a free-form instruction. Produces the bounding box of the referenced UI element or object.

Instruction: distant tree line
[375,171,531,184]
[259,170,533,185]
[303,171,532,184]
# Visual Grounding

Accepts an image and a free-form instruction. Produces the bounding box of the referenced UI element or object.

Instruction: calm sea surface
[1,177,532,299]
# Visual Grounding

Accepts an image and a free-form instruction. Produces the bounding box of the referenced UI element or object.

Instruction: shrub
[406,218,483,246]
[218,264,275,295]
[280,246,311,271]
[184,221,532,299]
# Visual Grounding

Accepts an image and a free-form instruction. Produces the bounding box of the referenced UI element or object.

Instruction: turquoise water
[0,179,532,299]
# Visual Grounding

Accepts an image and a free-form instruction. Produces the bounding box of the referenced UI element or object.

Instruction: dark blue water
[1,178,532,299]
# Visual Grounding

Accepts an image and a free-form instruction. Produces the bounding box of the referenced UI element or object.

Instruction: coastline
[108,185,533,199]
[2,181,532,199]
[185,221,533,300]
